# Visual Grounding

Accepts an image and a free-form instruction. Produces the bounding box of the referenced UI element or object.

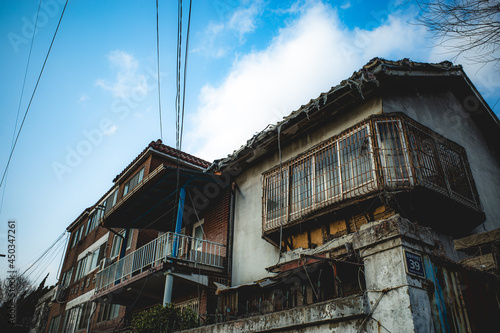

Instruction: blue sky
[0,0,499,286]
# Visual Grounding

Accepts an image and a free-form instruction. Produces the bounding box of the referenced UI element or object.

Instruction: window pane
[407,125,447,191]
[290,158,312,215]
[264,168,288,223]
[377,121,410,183]
[339,126,374,195]
[438,144,475,202]
[48,315,61,333]
[315,144,340,204]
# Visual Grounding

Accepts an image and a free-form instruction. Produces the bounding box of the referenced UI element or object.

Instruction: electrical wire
[0,0,42,215]
[24,233,66,283]
[156,0,163,141]
[19,232,65,279]
[179,0,192,151]
[0,0,69,191]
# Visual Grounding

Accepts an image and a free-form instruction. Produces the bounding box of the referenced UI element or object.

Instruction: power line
[179,0,193,151]
[0,0,69,190]
[19,232,65,279]
[156,0,163,141]
[0,0,42,215]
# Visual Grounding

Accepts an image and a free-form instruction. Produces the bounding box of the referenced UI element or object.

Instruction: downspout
[227,182,236,281]
[164,185,186,305]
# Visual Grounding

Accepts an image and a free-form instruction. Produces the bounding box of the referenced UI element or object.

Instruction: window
[263,124,376,228]
[110,230,133,258]
[192,220,204,252]
[47,315,61,333]
[61,267,73,288]
[89,243,106,272]
[376,120,412,185]
[62,307,80,333]
[97,303,120,322]
[74,257,88,282]
[104,189,118,214]
[77,302,93,330]
[86,211,99,236]
[123,168,144,196]
[70,225,85,248]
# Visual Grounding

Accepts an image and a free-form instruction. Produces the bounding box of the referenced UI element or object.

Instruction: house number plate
[404,250,425,278]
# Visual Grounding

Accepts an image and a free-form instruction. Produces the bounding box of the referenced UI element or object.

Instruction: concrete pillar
[353,216,435,333]
[163,271,174,305]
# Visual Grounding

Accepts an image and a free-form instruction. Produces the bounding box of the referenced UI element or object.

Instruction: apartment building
[45,140,230,332]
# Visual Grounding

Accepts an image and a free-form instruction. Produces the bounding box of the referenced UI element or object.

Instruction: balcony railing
[174,298,200,314]
[262,114,481,232]
[95,232,225,292]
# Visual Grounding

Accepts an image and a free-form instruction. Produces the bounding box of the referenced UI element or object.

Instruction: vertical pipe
[163,271,174,305]
[173,186,186,257]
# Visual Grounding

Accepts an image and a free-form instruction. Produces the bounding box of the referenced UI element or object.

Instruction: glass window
[104,189,118,215]
[47,315,61,333]
[263,124,375,227]
[376,120,411,184]
[339,126,374,194]
[61,267,73,288]
[74,256,88,282]
[62,307,80,333]
[70,225,84,248]
[123,168,144,196]
[77,302,93,330]
[315,144,340,203]
[264,168,289,224]
[97,303,120,322]
[290,157,313,217]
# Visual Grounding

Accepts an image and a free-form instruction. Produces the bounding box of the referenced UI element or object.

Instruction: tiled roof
[112,140,210,182]
[209,57,497,172]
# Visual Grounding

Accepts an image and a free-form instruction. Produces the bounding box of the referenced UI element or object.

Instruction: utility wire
[156,0,163,141]
[0,0,69,191]
[179,0,192,151]
[0,0,42,215]
[19,232,65,279]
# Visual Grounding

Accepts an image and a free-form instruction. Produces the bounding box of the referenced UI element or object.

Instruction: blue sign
[404,250,425,278]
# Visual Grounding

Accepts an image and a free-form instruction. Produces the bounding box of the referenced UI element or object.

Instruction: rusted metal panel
[424,256,500,332]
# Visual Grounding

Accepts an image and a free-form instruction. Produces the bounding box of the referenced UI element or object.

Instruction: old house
[195,58,500,332]
[45,140,230,332]
[44,58,500,333]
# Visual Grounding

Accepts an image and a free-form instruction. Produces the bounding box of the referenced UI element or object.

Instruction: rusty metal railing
[262,114,481,232]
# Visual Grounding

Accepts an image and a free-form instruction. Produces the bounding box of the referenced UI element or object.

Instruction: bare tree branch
[417,0,500,70]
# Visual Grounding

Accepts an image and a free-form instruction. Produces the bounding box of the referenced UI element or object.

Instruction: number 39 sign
[404,250,425,278]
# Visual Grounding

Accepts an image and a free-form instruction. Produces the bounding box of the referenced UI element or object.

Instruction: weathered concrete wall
[232,99,382,286]
[383,89,500,232]
[182,295,367,333]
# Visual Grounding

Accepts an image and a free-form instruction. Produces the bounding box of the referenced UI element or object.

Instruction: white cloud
[96,50,148,99]
[78,93,89,103]
[340,1,351,10]
[102,124,118,136]
[194,1,264,58]
[187,1,430,160]
[228,3,261,38]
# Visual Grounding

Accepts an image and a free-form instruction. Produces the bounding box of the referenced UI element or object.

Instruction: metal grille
[263,123,377,231]
[262,114,481,232]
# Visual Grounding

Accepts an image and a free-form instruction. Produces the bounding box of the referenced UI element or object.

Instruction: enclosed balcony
[262,113,483,241]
